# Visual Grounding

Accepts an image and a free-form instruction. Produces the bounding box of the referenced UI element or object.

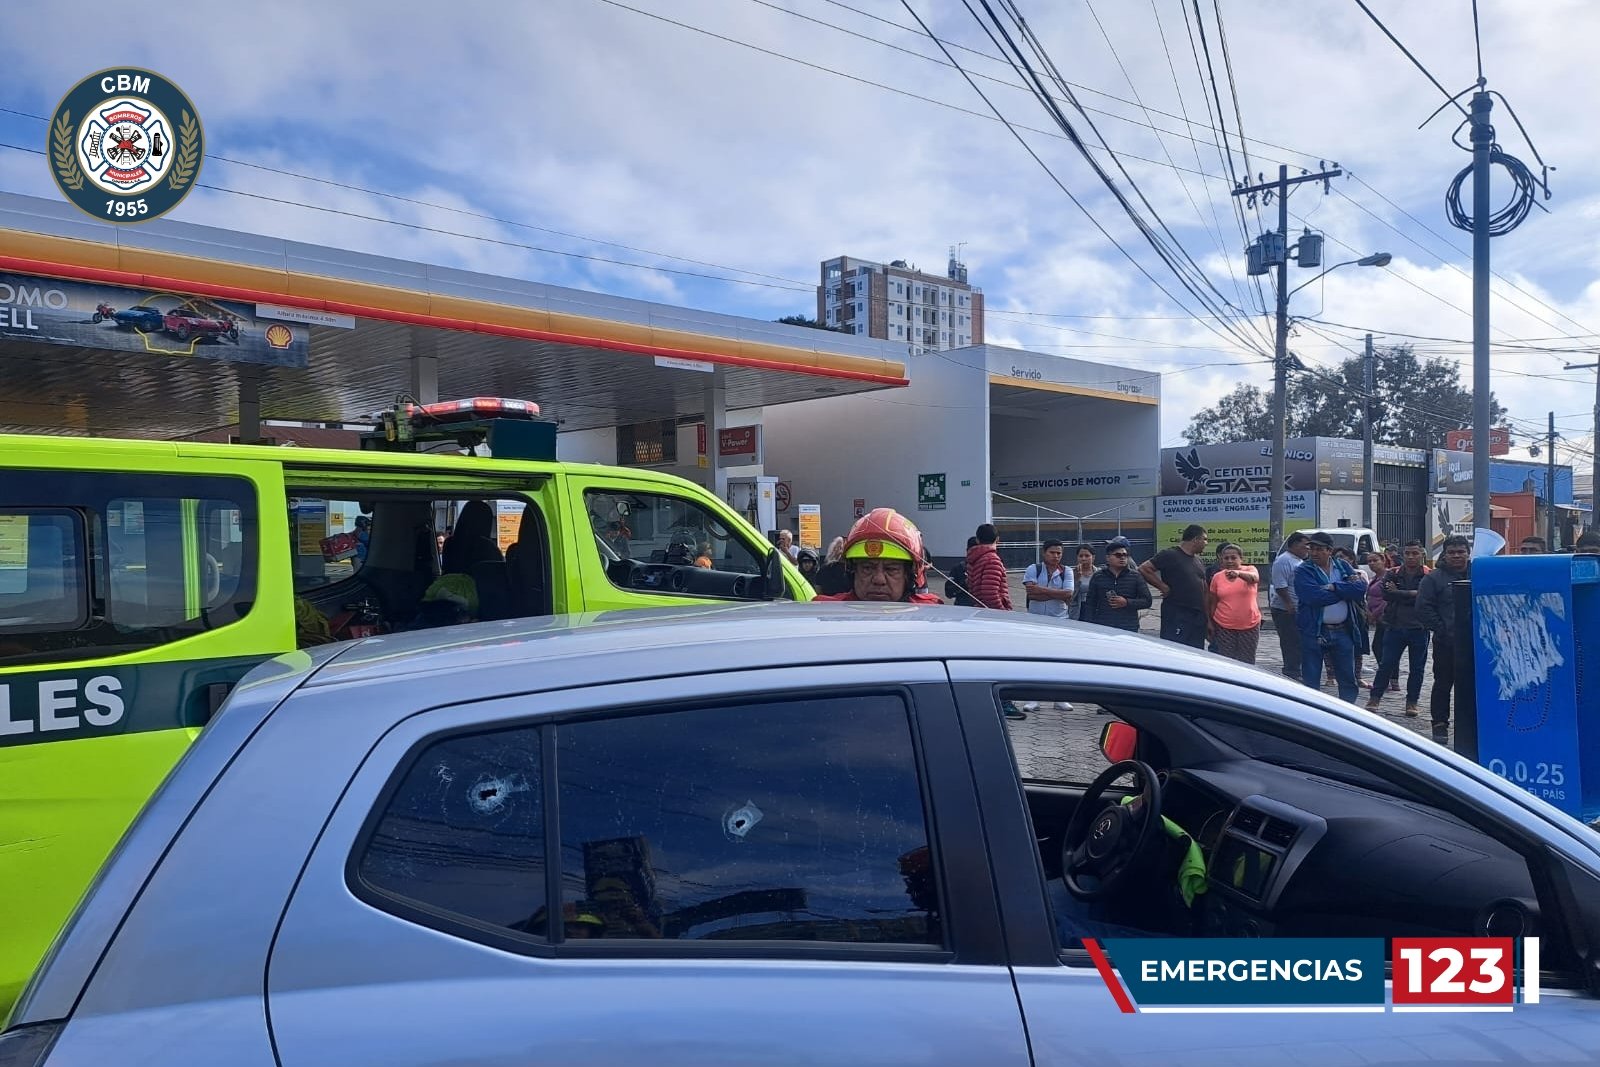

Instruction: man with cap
[813,508,943,604]
[1293,532,1369,703]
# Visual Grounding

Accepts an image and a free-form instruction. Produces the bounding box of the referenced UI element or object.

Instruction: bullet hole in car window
[357,726,545,936]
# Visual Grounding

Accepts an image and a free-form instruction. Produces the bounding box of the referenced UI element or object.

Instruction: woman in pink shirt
[1206,542,1261,664]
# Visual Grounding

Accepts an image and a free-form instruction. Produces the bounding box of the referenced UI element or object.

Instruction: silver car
[7,604,1600,1066]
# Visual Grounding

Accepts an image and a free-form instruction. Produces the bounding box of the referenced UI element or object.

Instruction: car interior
[585,489,789,602]
[1003,691,1571,972]
[288,491,551,643]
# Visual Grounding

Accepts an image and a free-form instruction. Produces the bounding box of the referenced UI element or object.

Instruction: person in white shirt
[1268,532,1310,681]
[1023,539,1074,620]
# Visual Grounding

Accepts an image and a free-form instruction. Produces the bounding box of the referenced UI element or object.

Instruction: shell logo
[264,323,293,349]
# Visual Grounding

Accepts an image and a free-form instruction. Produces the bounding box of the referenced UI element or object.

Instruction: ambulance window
[0,510,88,632]
[0,472,257,667]
[288,498,370,593]
[106,495,255,631]
[585,490,763,579]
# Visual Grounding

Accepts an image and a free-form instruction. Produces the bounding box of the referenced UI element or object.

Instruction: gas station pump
[726,475,779,542]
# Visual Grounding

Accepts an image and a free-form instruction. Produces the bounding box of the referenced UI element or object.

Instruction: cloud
[2,0,1597,455]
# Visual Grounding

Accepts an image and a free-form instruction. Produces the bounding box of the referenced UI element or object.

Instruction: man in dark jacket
[1417,534,1471,743]
[1365,539,1430,717]
[1080,541,1152,631]
[944,537,981,606]
[965,524,1012,611]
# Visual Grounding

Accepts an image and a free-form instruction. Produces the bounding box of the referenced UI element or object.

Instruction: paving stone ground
[997,569,1451,782]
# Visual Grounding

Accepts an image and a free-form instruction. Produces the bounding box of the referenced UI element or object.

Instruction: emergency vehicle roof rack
[360,397,557,462]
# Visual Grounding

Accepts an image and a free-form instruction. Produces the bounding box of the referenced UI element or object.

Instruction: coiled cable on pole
[1445,147,1539,236]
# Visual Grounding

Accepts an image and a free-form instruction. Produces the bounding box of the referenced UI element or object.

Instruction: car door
[266,663,1027,1067]
[949,660,1600,1066]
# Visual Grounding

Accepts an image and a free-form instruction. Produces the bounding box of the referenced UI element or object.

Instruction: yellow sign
[0,514,27,567]
[495,500,523,553]
[798,504,822,550]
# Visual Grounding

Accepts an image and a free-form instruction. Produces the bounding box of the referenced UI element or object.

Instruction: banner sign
[992,467,1157,501]
[1160,437,1428,496]
[1446,427,1510,455]
[1087,936,1537,1013]
[797,504,821,549]
[1157,492,1315,563]
[717,425,762,467]
[0,272,308,368]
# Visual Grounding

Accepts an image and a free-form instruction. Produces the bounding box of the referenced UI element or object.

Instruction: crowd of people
[797,504,1600,746]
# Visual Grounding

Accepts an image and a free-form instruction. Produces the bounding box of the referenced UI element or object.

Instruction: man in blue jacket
[1294,532,1369,703]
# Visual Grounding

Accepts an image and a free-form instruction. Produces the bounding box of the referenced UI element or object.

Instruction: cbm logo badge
[49,68,203,223]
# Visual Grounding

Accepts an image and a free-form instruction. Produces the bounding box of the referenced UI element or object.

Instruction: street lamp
[1288,253,1393,299]
[1266,249,1391,555]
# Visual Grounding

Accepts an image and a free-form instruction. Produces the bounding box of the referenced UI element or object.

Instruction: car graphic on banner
[0,271,306,367]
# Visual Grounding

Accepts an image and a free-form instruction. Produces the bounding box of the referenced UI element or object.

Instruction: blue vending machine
[1470,554,1600,822]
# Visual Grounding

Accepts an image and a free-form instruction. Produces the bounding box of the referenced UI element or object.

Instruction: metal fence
[990,491,1143,569]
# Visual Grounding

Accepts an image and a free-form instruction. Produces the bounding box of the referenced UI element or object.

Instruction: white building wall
[762,344,1163,560]
[1317,491,1366,529]
[761,347,990,558]
[558,411,765,489]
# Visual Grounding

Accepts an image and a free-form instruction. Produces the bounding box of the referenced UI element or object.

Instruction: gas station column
[237,366,262,444]
[410,328,439,405]
[704,367,728,498]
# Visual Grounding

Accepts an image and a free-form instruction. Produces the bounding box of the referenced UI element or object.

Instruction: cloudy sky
[3,0,1597,458]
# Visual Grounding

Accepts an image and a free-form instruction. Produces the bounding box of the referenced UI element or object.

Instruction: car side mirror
[1099,720,1138,764]
[761,547,785,600]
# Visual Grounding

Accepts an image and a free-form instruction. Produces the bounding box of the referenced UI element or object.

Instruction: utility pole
[1362,333,1375,531]
[1566,358,1600,521]
[1547,411,1557,550]
[1233,163,1342,553]
[1470,88,1494,542]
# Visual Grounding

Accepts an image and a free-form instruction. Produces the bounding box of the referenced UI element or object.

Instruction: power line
[1145,0,1261,321]
[1081,0,1258,325]
[967,0,1270,352]
[805,0,1327,165]
[1336,179,1597,343]
[1177,0,1274,329]
[888,1,1269,358]
[1350,0,1470,117]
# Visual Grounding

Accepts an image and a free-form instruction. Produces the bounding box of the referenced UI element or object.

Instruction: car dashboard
[1159,763,1540,942]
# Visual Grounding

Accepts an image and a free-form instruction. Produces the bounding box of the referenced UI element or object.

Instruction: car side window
[1004,695,1125,785]
[556,693,940,945]
[584,488,768,598]
[993,687,1572,978]
[355,725,547,938]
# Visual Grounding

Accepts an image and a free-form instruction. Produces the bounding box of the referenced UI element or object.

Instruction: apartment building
[817,251,984,356]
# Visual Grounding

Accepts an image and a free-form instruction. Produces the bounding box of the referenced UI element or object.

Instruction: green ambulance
[0,410,807,1013]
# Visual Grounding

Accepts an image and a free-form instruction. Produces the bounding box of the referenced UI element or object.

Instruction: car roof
[302,602,1288,701]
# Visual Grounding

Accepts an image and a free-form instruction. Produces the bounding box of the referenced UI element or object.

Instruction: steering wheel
[1061,760,1164,901]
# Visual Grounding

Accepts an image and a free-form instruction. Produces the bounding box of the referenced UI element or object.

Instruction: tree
[775,314,844,332]
[1182,344,1504,448]
[1182,382,1273,444]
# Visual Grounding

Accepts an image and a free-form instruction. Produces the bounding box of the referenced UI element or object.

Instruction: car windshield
[1191,718,1420,799]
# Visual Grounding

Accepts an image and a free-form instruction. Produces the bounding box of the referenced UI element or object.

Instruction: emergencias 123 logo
[49,68,203,223]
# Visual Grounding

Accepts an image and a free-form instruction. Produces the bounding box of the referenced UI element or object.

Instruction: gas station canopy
[0,192,907,439]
